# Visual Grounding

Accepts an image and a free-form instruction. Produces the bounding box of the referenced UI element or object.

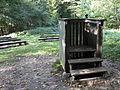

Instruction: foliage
[103,30,120,61]
[33,0,56,26]
[56,0,120,28]
[0,0,57,33]
[89,0,120,28]
[52,59,61,69]
[0,0,120,33]
[57,1,74,18]
[21,26,58,35]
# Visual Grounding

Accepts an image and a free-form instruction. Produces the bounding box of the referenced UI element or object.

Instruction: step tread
[68,58,102,64]
[67,45,96,52]
[75,77,101,81]
[71,67,107,76]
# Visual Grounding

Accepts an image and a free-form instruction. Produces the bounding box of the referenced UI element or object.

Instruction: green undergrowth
[0,27,59,63]
[103,29,120,61]
[52,59,61,69]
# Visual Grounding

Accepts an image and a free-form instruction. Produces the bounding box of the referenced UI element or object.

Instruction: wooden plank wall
[66,20,98,59]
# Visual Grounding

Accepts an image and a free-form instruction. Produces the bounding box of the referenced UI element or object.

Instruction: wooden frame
[59,18,105,73]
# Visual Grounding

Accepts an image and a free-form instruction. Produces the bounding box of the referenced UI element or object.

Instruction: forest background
[0,0,120,33]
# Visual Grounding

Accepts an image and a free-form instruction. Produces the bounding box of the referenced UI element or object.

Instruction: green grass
[0,27,59,63]
[103,29,120,61]
[0,27,120,63]
[52,59,61,69]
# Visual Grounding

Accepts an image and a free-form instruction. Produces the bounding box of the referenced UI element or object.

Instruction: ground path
[0,55,120,90]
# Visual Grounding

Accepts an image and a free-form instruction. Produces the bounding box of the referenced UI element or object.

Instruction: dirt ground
[0,55,120,90]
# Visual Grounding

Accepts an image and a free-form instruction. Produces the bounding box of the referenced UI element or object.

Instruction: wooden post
[96,21,104,58]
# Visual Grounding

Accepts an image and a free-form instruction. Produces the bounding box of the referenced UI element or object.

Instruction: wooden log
[38,37,59,40]
[0,41,27,46]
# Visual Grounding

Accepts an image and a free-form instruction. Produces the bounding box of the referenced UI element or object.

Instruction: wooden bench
[0,37,28,49]
[0,41,27,46]
[38,32,59,40]
[0,36,11,39]
[0,41,27,49]
[0,38,21,42]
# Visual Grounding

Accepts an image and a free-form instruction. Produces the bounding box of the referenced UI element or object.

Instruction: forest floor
[0,55,120,90]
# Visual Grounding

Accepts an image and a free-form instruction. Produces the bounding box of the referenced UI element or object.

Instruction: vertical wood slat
[81,22,84,57]
[71,22,73,58]
[78,22,80,46]
[74,22,76,58]
[66,22,71,47]
[69,22,71,46]
[76,22,78,46]
[96,21,103,58]
[71,22,73,46]
[72,22,74,47]
[77,22,78,58]
[77,22,80,58]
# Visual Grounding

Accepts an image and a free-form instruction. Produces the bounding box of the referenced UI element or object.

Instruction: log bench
[0,37,28,49]
[0,36,11,39]
[0,41,27,49]
[0,38,21,42]
[38,32,59,40]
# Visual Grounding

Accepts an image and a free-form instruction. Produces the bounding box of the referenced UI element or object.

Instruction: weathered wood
[0,38,21,42]
[67,45,96,52]
[71,67,107,76]
[96,21,104,58]
[38,37,59,40]
[68,58,102,64]
[59,18,105,76]
[0,45,16,49]
[42,35,59,37]
[59,18,105,21]
[0,41,27,46]
[0,36,11,39]
[59,21,70,73]
[40,32,59,34]
[73,77,101,81]
[39,32,59,40]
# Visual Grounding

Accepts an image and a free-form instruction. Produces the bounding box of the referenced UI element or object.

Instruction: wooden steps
[67,46,96,52]
[68,58,107,81]
[71,67,106,76]
[78,77,101,81]
[70,67,107,81]
[68,58,102,64]
[68,58,102,70]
